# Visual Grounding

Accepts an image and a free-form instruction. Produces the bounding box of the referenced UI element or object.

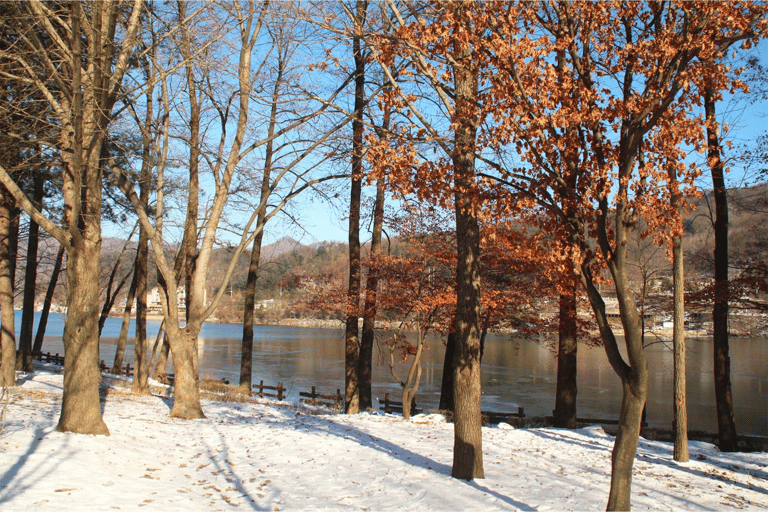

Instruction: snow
[1,370,766,511]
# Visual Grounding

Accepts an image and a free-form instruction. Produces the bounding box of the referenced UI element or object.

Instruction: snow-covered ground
[1,370,766,511]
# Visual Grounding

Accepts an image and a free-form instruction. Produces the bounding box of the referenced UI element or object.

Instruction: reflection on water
[21,312,767,436]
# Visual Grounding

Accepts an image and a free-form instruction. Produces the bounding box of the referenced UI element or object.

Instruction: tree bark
[439,329,456,412]
[33,244,65,356]
[133,222,149,393]
[601,196,650,511]
[344,0,367,415]
[607,377,647,511]
[705,86,738,452]
[132,63,153,394]
[168,325,204,419]
[18,174,44,372]
[112,267,138,374]
[554,286,578,429]
[58,234,110,435]
[451,26,484,479]
[152,334,171,382]
[241,226,265,394]
[672,231,689,462]
[176,0,201,326]
[0,1,143,435]
[0,186,17,387]
[359,177,385,410]
[240,32,285,394]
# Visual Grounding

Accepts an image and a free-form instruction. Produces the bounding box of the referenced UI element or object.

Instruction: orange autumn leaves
[367,0,766,283]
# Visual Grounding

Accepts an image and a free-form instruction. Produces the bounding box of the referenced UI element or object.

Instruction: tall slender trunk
[439,329,456,412]
[0,186,17,387]
[133,225,149,392]
[602,202,649,511]
[241,228,265,393]
[152,334,171,381]
[358,177,385,410]
[705,86,737,452]
[33,244,65,356]
[344,0,367,415]
[177,0,200,326]
[18,174,44,372]
[112,267,138,374]
[241,39,284,394]
[451,26,484,479]
[132,83,152,393]
[554,284,578,429]
[672,231,688,461]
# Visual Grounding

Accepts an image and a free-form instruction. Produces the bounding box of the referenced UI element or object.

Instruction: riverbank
[2,370,767,510]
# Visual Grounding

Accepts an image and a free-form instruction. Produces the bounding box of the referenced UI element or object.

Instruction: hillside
[683,182,768,277]
[12,182,767,320]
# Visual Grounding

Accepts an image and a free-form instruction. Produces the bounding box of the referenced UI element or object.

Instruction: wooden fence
[299,386,343,409]
[253,380,286,400]
[37,352,64,365]
[99,360,134,377]
[483,407,525,424]
[378,393,423,415]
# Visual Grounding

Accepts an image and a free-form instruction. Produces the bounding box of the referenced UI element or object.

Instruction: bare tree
[0,0,144,434]
[705,86,739,452]
[113,0,350,418]
[0,185,17,387]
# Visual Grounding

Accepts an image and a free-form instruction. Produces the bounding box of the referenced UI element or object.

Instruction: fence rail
[299,386,343,409]
[378,393,423,415]
[253,380,286,400]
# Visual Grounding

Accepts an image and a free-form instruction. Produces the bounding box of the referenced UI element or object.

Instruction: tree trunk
[0,186,17,387]
[240,34,285,394]
[33,244,65,356]
[450,28,484,479]
[241,227,265,394]
[152,334,171,382]
[359,178,385,410]
[554,286,578,429]
[344,0,367,415]
[606,376,647,511]
[168,326,204,419]
[705,86,738,452]
[112,267,138,374]
[133,227,149,393]
[18,174,44,372]
[672,232,689,462]
[132,102,152,394]
[439,329,456,412]
[57,236,109,435]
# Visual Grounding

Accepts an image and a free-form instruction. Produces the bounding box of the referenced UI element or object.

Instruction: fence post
[311,386,317,405]
[277,382,284,401]
[518,406,524,418]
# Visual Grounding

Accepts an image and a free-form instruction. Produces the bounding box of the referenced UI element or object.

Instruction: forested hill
[22,183,768,313]
[683,182,768,277]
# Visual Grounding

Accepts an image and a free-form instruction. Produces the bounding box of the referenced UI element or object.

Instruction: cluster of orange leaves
[366,0,767,301]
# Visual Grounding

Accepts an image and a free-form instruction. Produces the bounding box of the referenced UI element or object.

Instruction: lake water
[18,311,767,436]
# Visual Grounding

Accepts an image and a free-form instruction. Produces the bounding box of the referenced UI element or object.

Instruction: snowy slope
[1,371,766,511]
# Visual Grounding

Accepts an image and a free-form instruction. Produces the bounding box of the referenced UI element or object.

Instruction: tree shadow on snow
[297,415,453,475]
[0,425,60,505]
[465,480,537,511]
[524,428,613,455]
[636,447,768,499]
